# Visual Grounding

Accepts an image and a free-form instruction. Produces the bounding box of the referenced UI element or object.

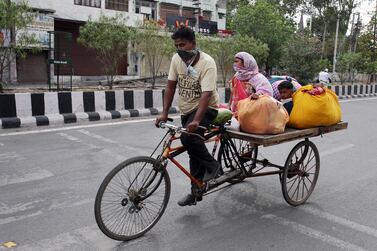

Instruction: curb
[1,84,376,130]
[0,107,180,129]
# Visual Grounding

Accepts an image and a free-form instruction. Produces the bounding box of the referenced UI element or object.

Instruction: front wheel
[281,140,320,206]
[95,156,171,241]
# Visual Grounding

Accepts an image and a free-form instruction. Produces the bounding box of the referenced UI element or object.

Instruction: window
[105,0,129,12]
[74,0,101,8]
[135,0,156,20]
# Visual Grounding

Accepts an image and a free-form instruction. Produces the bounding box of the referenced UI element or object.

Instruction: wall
[26,0,144,26]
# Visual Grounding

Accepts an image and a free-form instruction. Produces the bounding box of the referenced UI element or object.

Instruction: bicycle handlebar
[159,122,184,132]
[159,122,207,140]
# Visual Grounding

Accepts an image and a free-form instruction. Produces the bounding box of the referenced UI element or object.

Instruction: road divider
[0,84,376,130]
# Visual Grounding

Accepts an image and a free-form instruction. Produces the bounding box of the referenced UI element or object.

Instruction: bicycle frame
[157,128,221,188]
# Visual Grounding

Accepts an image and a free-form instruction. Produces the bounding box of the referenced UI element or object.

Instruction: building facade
[9,0,226,85]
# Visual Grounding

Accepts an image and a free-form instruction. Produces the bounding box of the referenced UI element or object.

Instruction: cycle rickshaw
[94,119,348,241]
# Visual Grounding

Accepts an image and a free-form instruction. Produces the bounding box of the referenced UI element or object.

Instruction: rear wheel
[95,156,171,241]
[281,140,320,206]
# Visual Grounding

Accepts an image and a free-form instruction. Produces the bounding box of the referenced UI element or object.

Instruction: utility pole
[333,13,340,75]
[6,0,17,84]
[349,13,356,53]
[353,13,361,53]
[309,1,313,33]
[372,0,377,83]
[193,0,200,32]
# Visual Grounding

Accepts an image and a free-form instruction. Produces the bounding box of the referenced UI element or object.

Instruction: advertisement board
[16,13,54,48]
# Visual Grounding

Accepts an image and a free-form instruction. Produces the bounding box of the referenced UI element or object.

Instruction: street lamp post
[333,13,340,75]
[193,0,200,32]
[332,0,342,77]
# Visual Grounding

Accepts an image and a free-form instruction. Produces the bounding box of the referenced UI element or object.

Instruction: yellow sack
[288,85,342,129]
[237,95,289,134]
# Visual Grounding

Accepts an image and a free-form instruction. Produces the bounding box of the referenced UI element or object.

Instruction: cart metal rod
[248,170,283,177]
[254,159,283,169]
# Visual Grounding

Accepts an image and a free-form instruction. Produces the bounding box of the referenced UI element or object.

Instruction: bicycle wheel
[95,156,171,241]
[281,140,320,206]
[217,138,246,184]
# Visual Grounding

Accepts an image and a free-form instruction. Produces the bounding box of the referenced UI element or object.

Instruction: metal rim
[95,157,170,241]
[281,140,320,206]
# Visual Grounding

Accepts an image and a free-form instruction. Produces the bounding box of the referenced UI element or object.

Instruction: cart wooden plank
[227,122,348,147]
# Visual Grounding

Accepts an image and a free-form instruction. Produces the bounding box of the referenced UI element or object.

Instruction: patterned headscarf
[233,52,259,81]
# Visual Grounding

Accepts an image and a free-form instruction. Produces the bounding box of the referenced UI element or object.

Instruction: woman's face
[234,58,244,67]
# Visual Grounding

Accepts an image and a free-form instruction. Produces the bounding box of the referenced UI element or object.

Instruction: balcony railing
[105,0,129,12]
[74,0,101,8]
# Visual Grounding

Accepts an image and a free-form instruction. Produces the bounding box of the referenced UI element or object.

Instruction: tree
[197,34,269,85]
[225,0,250,29]
[311,0,358,60]
[78,15,135,89]
[0,0,39,92]
[197,35,234,86]
[134,22,175,89]
[336,52,363,84]
[231,0,295,73]
[232,34,269,66]
[279,32,322,83]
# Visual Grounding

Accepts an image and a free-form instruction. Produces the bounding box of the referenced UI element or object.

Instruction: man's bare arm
[155,80,177,127]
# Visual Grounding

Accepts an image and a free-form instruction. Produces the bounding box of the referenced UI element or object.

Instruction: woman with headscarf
[228,52,273,113]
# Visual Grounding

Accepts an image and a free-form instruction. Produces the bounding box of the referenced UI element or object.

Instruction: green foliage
[0,0,34,29]
[336,52,363,84]
[317,58,332,72]
[0,0,40,86]
[134,22,175,88]
[279,33,322,83]
[78,15,136,88]
[231,0,295,72]
[232,34,269,66]
[197,34,269,85]
[225,0,250,29]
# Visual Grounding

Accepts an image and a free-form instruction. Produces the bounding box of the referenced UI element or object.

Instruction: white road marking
[76,129,118,144]
[301,206,377,239]
[0,115,180,137]
[0,168,54,187]
[0,142,4,146]
[56,132,132,161]
[0,200,44,215]
[76,129,149,155]
[47,199,93,211]
[15,225,118,251]
[339,97,377,103]
[321,144,355,157]
[0,198,93,226]
[56,132,100,150]
[262,192,377,242]
[0,211,43,225]
[16,231,90,251]
[262,214,368,251]
[0,152,25,163]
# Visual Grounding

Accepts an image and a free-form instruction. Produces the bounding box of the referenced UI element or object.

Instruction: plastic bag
[288,85,342,129]
[225,117,240,131]
[237,95,289,134]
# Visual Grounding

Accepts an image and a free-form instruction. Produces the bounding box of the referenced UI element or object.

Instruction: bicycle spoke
[95,156,170,240]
